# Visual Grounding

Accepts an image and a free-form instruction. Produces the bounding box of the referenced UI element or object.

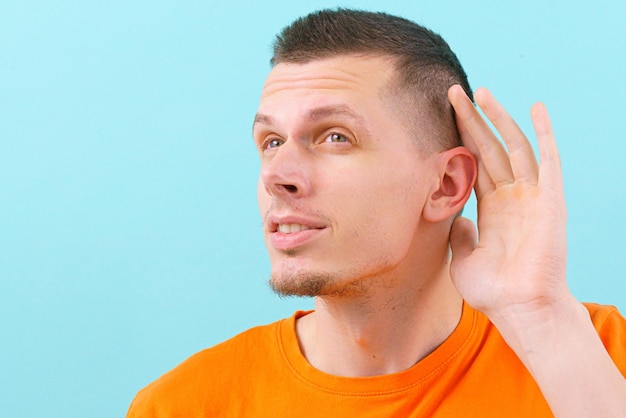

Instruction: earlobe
[423,147,477,222]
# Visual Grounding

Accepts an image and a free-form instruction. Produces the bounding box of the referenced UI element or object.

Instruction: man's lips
[266,215,327,250]
[266,214,327,233]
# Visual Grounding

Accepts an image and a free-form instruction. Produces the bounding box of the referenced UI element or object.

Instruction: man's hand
[447,84,626,418]
[447,85,568,323]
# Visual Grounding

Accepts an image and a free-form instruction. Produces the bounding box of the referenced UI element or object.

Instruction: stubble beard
[268,268,372,298]
[269,271,333,297]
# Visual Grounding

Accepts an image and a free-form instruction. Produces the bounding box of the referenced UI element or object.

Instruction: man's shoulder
[127,313,298,417]
[583,302,626,372]
[582,302,626,342]
[583,302,624,328]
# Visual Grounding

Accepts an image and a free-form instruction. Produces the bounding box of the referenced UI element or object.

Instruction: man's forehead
[260,55,398,99]
[252,55,410,138]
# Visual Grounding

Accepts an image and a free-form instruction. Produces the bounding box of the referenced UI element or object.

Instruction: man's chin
[268,271,332,298]
[268,270,371,298]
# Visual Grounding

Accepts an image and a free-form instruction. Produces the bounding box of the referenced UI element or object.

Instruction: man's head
[254,9,476,298]
[271,8,472,153]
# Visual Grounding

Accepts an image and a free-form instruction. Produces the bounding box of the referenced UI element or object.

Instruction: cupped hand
[447,85,570,322]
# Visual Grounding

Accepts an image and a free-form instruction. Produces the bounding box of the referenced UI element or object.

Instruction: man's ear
[423,147,477,222]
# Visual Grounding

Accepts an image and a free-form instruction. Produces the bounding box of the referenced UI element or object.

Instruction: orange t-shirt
[127,303,626,417]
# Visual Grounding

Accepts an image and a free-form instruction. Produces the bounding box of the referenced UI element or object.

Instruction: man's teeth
[277,223,312,234]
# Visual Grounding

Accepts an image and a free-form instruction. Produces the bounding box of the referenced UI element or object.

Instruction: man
[127,9,626,417]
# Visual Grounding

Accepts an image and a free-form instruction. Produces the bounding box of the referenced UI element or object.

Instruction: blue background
[1,1,624,416]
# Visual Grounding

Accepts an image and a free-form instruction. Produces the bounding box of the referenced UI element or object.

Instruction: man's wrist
[487,293,589,369]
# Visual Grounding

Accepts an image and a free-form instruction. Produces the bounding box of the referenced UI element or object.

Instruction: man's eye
[325,133,349,143]
[264,138,284,149]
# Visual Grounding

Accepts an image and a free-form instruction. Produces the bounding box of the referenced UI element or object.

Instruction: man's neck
[295,264,463,377]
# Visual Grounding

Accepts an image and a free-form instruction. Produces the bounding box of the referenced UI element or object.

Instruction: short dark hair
[271,9,472,151]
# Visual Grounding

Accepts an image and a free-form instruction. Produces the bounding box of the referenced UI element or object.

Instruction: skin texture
[254,54,626,416]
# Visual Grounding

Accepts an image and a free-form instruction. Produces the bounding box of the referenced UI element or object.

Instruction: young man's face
[254,55,442,297]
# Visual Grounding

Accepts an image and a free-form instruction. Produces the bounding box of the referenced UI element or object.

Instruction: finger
[474,88,539,184]
[531,102,564,197]
[452,98,495,198]
[448,85,514,187]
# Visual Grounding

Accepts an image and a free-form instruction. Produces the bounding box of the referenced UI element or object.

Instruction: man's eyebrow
[306,104,366,125]
[253,113,272,130]
[253,104,369,134]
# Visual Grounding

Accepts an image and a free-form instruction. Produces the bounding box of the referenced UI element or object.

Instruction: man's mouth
[277,223,313,234]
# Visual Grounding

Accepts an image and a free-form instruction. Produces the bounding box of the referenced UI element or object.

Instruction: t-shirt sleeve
[586,303,626,378]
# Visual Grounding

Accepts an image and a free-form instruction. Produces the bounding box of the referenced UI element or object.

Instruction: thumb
[449,216,477,270]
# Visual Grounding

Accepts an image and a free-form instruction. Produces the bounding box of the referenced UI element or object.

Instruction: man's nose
[260,140,311,198]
